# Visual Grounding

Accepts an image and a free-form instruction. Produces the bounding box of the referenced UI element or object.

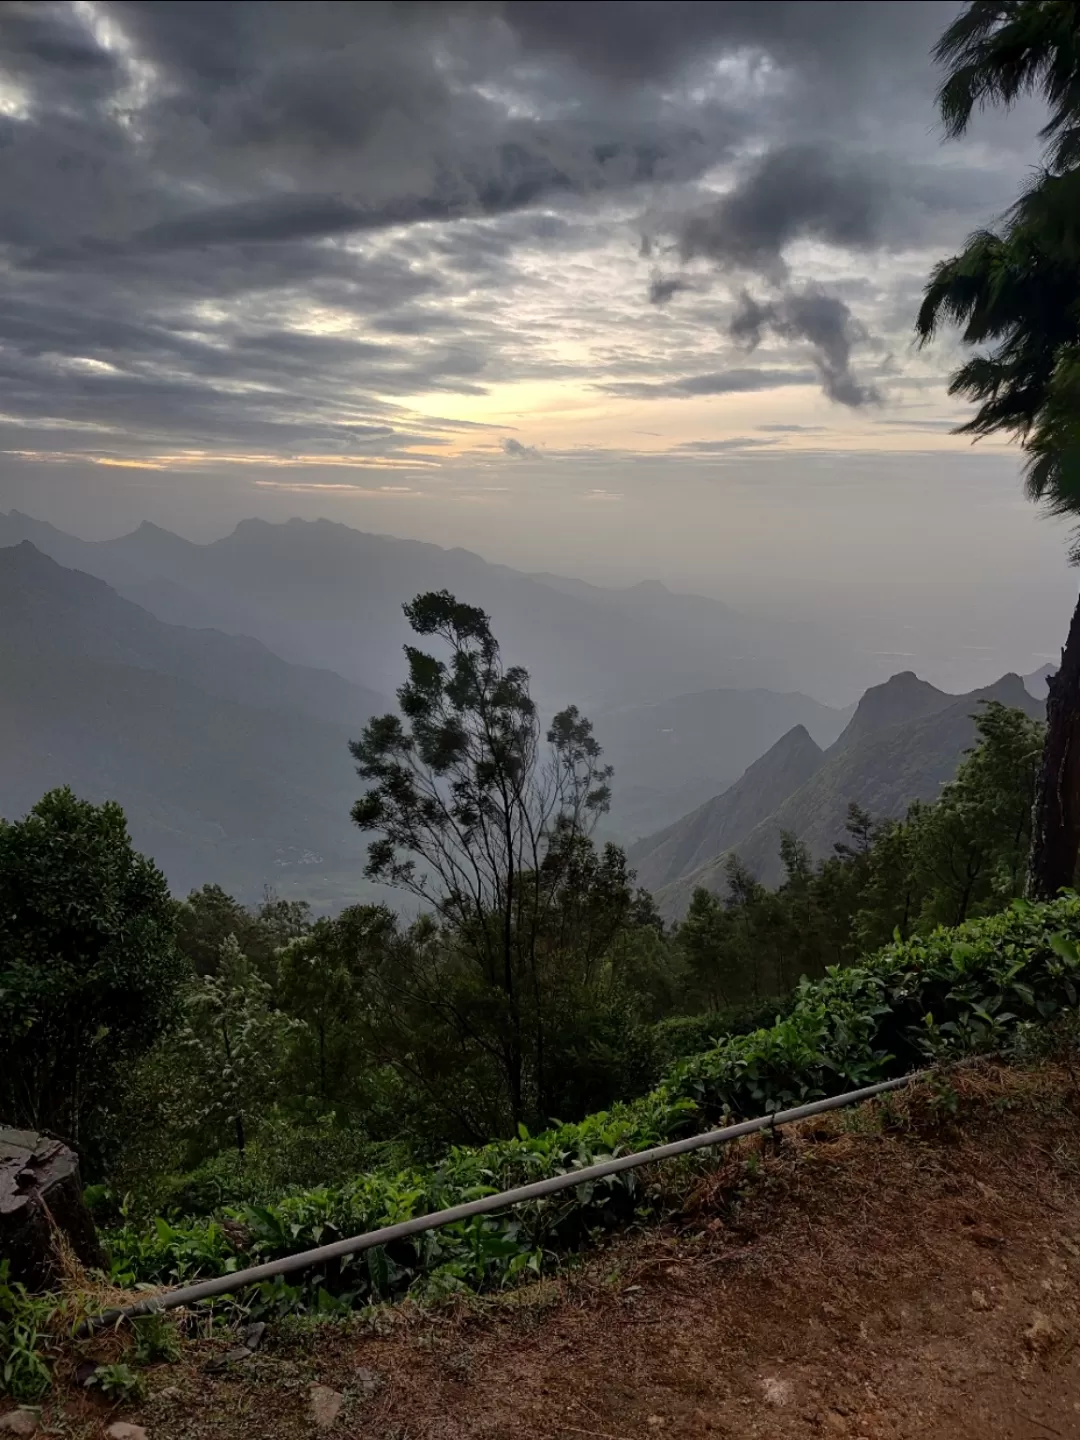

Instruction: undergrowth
[5,894,1080,1400]
[102,896,1080,1309]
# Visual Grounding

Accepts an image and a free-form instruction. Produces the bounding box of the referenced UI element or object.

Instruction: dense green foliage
[0,589,1060,1396]
[0,788,183,1154]
[97,664,1041,1225]
[0,594,1045,1219]
[919,0,1080,522]
[676,702,1044,1006]
[99,894,1080,1316]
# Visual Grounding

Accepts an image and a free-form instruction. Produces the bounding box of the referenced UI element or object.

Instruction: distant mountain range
[0,510,882,709]
[595,687,851,839]
[1024,662,1056,699]
[630,670,1045,921]
[0,537,852,906]
[0,543,388,902]
[626,723,827,894]
[0,512,1051,914]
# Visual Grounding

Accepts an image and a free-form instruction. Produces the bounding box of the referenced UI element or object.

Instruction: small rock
[0,1412,39,1437]
[205,1346,253,1374]
[971,1289,992,1312]
[310,1385,344,1431]
[646,1419,666,1429]
[353,1367,383,1397]
[106,1425,149,1440]
[820,1412,849,1435]
[243,1321,267,1352]
[1024,1311,1061,1355]
[761,1378,793,1408]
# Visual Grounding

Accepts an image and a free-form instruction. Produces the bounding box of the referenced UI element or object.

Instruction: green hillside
[657,674,1042,918]
[626,722,825,892]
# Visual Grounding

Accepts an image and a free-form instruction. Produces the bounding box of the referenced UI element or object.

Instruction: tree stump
[0,1127,105,1290]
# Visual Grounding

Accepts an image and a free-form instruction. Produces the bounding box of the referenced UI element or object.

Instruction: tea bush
[99,895,1080,1313]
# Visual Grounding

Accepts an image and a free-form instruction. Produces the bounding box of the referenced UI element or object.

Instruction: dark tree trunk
[1028,589,1080,899]
[0,1127,105,1290]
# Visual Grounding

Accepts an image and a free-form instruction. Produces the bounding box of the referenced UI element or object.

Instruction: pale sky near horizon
[0,0,1075,688]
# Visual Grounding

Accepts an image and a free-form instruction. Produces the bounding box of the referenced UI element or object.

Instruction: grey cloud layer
[0,0,1039,464]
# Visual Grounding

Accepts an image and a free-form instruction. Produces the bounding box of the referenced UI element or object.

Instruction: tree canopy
[0,788,183,1151]
[917,0,1080,899]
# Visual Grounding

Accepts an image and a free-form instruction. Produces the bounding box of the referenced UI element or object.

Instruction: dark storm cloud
[0,3,116,76]
[497,1,957,89]
[648,274,696,306]
[674,146,888,281]
[650,145,897,405]
[128,149,624,255]
[0,0,1037,467]
[598,369,817,400]
[135,197,373,251]
[729,290,882,409]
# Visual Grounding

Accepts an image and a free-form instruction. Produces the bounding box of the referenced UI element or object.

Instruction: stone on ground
[309,1384,344,1430]
[106,1425,149,1440]
[0,1127,104,1289]
[0,1411,40,1437]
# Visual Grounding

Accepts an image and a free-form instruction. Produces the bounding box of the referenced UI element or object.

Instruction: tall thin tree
[350,590,612,1124]
[916,0,1080,897]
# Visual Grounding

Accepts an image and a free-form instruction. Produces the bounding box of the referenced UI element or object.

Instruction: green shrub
[101,896,1080,1315]
[0,788,184,1162]
[0,1262,55,1402]
[86,1362,146,1403]
[131,1313,181,1365]
[648,993,800,1075]
[141,1118,403,1219]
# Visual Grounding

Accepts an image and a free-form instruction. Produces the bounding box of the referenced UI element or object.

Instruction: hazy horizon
[2,488,1068,705]
[0,0,1075,698]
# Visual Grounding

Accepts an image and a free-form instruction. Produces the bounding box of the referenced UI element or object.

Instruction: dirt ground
[17,1062,1080,1439]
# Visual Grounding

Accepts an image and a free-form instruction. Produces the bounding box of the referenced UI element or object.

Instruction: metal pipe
[82,1070,920,1334]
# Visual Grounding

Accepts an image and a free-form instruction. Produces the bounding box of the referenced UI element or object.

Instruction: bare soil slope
[24,1063,1080,1439]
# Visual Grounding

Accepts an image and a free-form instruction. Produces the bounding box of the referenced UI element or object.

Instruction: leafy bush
[647,994,801,1075]
[0,1262,55,1402]
[86,1362,146,1403]
[101,896,1080,1314]
[131,1313,181,1366]
[0,788,184,1158]
[125,1117,407,1221]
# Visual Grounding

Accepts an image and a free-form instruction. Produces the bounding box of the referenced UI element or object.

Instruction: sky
[0,0,1075,676]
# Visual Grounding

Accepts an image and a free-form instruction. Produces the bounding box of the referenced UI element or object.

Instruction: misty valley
[0,509,1048,912]
[6,0,1080,1432]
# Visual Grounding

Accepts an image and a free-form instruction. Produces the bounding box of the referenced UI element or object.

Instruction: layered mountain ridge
[631,671,1045,921]
[0,542,386,902]
[0,510,882,708]
[0,513,1049,914]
